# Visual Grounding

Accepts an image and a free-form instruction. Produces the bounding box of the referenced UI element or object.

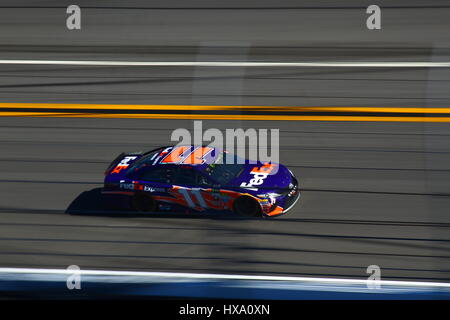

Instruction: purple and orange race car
[102,146,300,217]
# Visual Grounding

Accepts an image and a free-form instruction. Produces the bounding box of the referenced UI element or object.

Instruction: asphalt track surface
[0,1,450,282]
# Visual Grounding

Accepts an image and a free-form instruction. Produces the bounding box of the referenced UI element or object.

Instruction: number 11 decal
[178,188,208,209]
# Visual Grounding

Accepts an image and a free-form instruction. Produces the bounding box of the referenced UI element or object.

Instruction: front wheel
[131,192,157,212]
[233,196,262,217]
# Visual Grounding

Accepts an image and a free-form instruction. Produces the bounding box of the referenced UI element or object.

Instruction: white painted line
[1,60,450,67]
[1,267,450,288]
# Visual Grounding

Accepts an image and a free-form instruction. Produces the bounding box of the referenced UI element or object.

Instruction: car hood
[229,162,292,194]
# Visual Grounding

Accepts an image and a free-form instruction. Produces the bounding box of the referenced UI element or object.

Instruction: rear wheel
[233,196,262,217]
[131,192,157,212]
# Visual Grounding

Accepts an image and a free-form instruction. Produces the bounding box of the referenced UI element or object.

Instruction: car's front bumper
[282,188,301,213]
[262,187,301,217]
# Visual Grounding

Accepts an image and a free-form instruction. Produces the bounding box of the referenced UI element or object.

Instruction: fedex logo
[240,163,276,190]
[111,156,137,174]
[119,180,164,192]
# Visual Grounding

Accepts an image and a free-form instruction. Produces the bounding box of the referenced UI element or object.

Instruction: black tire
[131,192,157,212]
[233,196,262,217]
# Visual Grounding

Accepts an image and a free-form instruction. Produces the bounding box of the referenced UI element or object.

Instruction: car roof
[143,145,221,169]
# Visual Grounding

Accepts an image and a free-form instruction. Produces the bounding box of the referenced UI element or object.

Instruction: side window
[197,173,213,187]
[136,167,170,183]
[170,167,213,187]
[172,167,197,186]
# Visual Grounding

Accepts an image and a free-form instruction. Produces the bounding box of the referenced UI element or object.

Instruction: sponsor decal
[111,156,137,174]
[240,163,277,190]
[259,198,271,209]
[119,180,165,193]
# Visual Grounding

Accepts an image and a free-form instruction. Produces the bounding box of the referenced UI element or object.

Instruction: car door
[126,165,173,193]
[167,166,206,210]
[171,167,231,211]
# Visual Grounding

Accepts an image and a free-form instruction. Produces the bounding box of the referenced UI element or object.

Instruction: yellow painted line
[291,107,450,114]
[0,103,231,111]
[0,103,311,111]
[2,111,450,122]
[1,103,450,114]
[2,103,450,122]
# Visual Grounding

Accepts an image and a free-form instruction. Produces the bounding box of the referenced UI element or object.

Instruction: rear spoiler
[104,151,143,175]
[104,147,173,175]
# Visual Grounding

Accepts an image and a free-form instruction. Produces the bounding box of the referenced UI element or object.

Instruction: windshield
[204,152,245,185]
[204,163,245,185]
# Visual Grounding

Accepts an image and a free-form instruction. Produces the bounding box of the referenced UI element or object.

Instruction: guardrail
[1,268,450,299]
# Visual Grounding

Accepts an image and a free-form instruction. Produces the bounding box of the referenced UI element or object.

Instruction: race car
[102,145,300,217]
